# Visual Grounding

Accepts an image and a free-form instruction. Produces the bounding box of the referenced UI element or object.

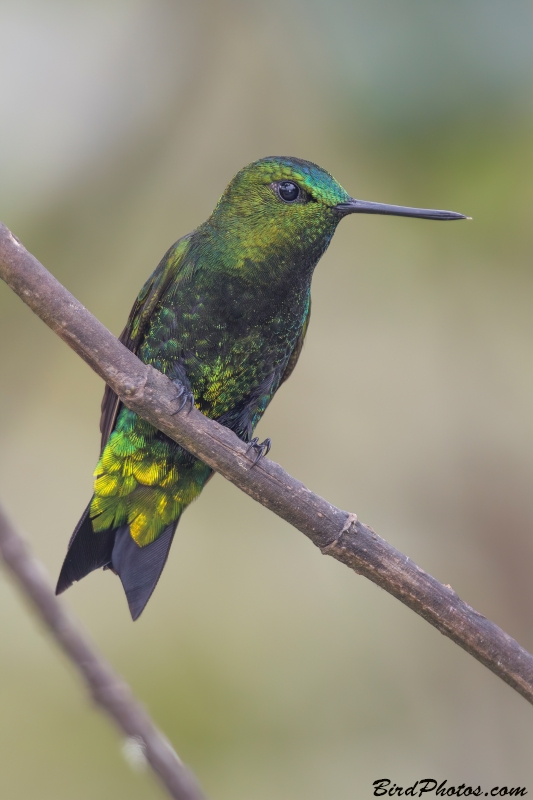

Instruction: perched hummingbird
[56,156,466,619]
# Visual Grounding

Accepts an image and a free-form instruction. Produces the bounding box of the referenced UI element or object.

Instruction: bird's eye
[277,181,300,203]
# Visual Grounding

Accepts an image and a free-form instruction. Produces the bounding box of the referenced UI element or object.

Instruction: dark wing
[100,236,192,450]
[279,298,311,387]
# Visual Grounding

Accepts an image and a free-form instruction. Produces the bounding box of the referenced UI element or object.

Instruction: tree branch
[0,502,206,800]
[2,220,533,708]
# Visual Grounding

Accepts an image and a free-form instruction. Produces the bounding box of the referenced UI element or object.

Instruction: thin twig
[0,502,206,800]
[2,221,533,706]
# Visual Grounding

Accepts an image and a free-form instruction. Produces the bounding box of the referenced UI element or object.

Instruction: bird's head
[206,156,467,275]
[209,156,348,252]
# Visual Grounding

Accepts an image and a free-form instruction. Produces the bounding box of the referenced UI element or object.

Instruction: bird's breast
[140,269,310,419]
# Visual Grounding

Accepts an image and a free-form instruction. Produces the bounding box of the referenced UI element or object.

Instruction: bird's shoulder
[99,233,194,450]
[120,234,195,352]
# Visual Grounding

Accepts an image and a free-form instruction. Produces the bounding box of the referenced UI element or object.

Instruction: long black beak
[334,198,469,221]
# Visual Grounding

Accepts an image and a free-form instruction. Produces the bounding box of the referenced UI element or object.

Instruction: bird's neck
[196,218,335,289]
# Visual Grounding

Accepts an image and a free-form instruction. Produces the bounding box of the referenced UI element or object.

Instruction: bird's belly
[187,329,293,423]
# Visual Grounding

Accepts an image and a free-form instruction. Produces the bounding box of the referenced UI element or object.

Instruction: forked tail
[56,503,178,620]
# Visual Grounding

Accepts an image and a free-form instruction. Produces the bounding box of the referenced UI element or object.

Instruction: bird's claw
[170,385,195,415]
[246,436,272,466]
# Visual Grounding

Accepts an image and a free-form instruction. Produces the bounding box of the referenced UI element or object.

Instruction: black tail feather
[56,503,115,595]
[56,504,178,620]
[111,522,177,620]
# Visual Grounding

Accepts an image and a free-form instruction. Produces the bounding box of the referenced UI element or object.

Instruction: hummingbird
[56,156,466,619]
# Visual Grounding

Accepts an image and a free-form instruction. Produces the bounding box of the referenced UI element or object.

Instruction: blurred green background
[1,1,533,797]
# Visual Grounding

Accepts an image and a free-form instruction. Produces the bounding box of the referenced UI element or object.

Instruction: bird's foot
[170,383,195,415]
[246,437,272,466]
